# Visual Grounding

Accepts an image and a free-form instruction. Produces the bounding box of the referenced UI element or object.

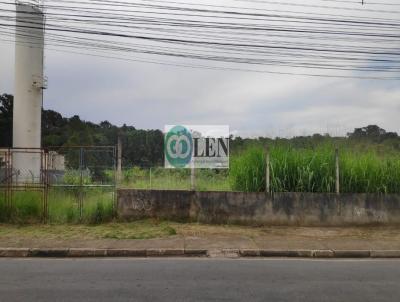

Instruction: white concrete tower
[13,0,46,182]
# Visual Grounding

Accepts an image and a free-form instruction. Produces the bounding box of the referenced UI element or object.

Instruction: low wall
[117,189,400,226]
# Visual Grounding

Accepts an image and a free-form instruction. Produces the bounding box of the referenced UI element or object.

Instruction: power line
[1,0,399,79]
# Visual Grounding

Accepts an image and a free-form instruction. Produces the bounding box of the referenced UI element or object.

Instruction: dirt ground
[1,220,400,250]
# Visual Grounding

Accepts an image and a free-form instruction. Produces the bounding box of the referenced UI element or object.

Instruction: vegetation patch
[0,220,177,241]
[121,167,230,191]
[230,145,400,193]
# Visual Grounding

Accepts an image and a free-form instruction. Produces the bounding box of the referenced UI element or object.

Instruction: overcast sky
[0,0,399,137]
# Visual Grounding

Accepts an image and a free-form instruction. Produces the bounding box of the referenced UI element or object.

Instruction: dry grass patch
[171,223,266,238]
[0,220,177,241]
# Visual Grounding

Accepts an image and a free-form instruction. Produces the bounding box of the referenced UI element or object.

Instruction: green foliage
[2,94,165,168]
[122,167,230,191]
[63,170,92,185]
[230,146,400,193]
[48,188,114,224]
[123,166,148,183]
[229,147,266,192]
[194,169,230,192]
[0,194,10,222]
[0,192,42,223]
[269,146,335,193]
[0,93,13,147]
[340,151,400,193]
[2,93,400,172]
[90,202,105,225]
[0,188,114,224]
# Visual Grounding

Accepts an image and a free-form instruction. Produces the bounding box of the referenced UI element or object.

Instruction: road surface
[0,258,399,302]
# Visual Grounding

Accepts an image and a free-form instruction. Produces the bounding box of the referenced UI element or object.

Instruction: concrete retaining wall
[117,189,400,226]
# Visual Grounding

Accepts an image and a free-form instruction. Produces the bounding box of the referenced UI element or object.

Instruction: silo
[13,1,46,183]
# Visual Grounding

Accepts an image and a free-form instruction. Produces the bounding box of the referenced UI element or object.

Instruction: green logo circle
[165,125,193,168]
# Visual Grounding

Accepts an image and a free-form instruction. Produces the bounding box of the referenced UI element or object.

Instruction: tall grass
[48,188,114,224]
[0,188,114,224]
[270,146,335,193]
[230,146,400,193]
[0,191,9,222]
[340,151,400,193]
[0,191,42,223]
[229,147,266,192]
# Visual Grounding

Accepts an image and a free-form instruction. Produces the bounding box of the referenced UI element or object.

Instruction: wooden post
[335,148,340,194]
[117,136,122,184]
[266,147,270,193]
[191,166,195,191]
[149,167,152,189]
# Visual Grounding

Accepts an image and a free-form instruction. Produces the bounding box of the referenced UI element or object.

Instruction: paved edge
[1,248,400,258]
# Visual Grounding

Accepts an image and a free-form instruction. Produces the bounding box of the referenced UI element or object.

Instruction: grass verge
[0,219,177,241]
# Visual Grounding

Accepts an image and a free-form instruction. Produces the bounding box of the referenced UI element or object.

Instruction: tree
[0,94,13,147]
[348,125,398,142]
[42,109,67,146]
[348,125,386,138]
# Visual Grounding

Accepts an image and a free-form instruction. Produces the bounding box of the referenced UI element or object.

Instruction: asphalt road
[0,259,399,302]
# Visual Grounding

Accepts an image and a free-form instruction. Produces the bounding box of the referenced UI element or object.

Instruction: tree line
[1,93,399,168]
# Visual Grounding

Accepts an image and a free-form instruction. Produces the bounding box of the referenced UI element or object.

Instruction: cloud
[1,0,399,137]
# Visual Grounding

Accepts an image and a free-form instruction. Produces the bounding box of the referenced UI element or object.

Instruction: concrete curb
[0,248,399,258]
[0,248,208,258]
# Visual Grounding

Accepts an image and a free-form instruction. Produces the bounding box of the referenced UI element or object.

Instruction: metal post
[8,149,13,216]
[335,148,340,194]
[79,147,84,220]
[266,147,270,194]
[117,136,122,185]
[149,167,152,190]
[112,146,117,218]
[5,149,11,217]
[42,150,49,223]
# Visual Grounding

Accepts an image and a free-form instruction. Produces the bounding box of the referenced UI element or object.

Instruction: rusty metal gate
[0,146,116,223]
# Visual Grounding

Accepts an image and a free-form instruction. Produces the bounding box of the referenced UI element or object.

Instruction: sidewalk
[1,223,400,258]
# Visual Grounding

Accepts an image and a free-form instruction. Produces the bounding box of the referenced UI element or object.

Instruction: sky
[0,0,399,138]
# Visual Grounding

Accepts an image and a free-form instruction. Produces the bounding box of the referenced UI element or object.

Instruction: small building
[48,151,65,171]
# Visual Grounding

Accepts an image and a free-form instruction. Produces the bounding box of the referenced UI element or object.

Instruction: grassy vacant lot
[1,146,399,224]
[123,146,400,194]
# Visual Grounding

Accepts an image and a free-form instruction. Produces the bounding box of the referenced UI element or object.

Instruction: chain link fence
[0,146,116,223]
[119,165,230,192]
[47,146,116,223]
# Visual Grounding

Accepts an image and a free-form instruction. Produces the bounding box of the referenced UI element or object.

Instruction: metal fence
[119,165,230,192]
[0,146,116,223]
[0,148,49,222]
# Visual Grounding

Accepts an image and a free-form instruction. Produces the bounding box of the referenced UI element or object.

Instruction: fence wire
[0,146,116,223]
